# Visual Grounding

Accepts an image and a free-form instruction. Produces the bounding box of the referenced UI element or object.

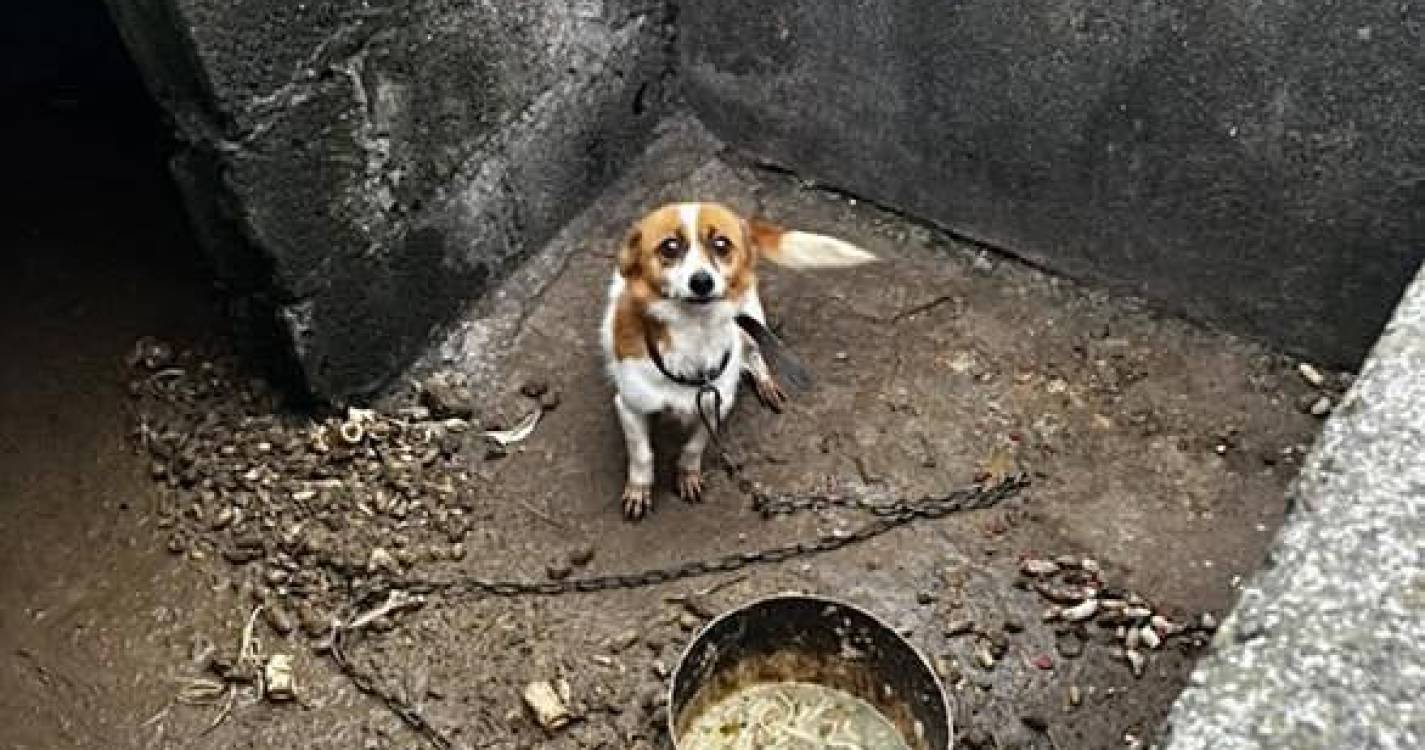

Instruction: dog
[599,202,877,519]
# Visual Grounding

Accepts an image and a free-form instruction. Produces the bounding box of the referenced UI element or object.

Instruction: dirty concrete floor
[0,100,230,748]
[1,113,1336,750]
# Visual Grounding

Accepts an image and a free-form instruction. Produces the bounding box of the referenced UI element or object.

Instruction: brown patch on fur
[696,203,758,301]
[748,218,786,261]
[610,279,668,361]
[619,206,687,284]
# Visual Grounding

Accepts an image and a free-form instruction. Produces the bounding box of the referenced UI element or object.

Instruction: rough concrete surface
[681,0,1425,371]
[2,114,1335,749]
[1159,267,1425,750]
[105,0,673,399]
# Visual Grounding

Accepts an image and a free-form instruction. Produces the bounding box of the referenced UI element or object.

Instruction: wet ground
[0,111,1341,750]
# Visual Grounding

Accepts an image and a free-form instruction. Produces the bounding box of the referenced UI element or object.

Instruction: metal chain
[329,630,454,750]
[361,473,1029,606]
[331,473,1029,749]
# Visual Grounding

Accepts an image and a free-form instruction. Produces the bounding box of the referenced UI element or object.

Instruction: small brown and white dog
[600,202,877,519]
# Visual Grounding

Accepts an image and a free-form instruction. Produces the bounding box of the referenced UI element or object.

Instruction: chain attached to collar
[644,326,733,457]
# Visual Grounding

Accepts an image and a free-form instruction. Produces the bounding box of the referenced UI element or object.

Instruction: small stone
[167,535,187,554]
[519,380,549,398]
[1297,362,1326,388]
[1199,612,1219,631]
[367,548,400,575]
[210,507,235,531]
[397,405,432,421]
[1002,618,1025,634]
[1150,614,1183,636]
[1019,558,1060,577]
[264,654,296,701]
[1021,714,1049,732]
[1061,599,1099,622]
[1035,581,1091,603]
[677,612,700,631]
[1124,648,1147,677]
[539,390,563,412]
[568,545,596,567]
[546,562,573,580]
[944,617,976,637]
[523,680,572,731]
[264,604,296,635]
[1054,554,1081,569]
[1068,685,1082,707]
[1030,653,1054,670]
[973,642,997,670]
[933,655,961,684]
[1308,396,1333,417]
[916,591,935,606]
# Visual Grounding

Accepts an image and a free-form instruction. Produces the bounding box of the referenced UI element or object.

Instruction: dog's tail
[750,219,879,269]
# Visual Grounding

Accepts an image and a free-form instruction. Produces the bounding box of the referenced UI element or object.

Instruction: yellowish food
[681,681,912,750]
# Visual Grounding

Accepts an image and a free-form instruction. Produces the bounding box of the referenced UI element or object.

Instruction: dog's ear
[616,228,642,278]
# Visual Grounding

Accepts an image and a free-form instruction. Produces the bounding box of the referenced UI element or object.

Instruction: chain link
[332,473,1029,749]
[366,473,1029,605]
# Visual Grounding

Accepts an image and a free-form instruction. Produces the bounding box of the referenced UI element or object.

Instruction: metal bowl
[668,594,952,750]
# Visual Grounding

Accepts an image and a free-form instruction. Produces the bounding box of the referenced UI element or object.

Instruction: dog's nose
[689,271,715,297]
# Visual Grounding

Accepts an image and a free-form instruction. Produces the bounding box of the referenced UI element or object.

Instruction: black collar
[644,327,731,387]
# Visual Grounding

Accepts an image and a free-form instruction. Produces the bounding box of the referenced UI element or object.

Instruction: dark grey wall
[682,0,1424,367]
[106,0,673,399]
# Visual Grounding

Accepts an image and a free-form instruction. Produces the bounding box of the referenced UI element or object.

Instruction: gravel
[127,347,481,635]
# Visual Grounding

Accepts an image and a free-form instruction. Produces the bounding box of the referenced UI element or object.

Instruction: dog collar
[644,327,731,388]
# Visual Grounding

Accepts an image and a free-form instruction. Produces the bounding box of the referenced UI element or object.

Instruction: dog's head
[616,202,760,307]
[615,202,878,309]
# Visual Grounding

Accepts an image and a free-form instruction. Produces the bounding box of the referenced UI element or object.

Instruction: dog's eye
[657,238,682,259]
[710,236,732,256]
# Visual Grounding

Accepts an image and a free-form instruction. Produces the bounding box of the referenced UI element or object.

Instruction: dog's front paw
[622,483,654,520]
[677,468,704,503]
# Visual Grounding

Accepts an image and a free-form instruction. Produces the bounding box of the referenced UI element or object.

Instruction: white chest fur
[600,274,744,420]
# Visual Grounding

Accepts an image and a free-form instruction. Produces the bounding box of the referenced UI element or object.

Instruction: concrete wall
[106,0,674,399]
[682,0,1424,368]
